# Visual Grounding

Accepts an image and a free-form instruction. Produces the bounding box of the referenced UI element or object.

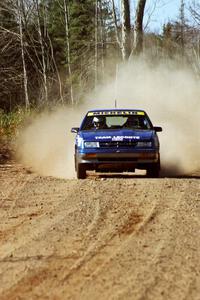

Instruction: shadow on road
[88,171,200,180]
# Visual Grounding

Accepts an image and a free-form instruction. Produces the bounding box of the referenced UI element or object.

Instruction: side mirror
[153,126,162,132]
[71,127,79,133]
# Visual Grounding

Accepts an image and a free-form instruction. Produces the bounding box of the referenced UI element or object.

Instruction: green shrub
[0,109,30,139]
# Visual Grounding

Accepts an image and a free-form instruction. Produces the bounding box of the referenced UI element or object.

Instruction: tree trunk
[94,0,98,88]
[35,0,48,103]
[63,0,74,105]
[179,0,185,58]
[111,0,121,50]
[47,32,64,104]
[99,0,105,81]
[17,0,30,110]
[134,0,146,55]
[121,0,131,61]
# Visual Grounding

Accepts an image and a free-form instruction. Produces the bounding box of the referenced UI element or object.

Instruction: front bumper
[75,151,160,171]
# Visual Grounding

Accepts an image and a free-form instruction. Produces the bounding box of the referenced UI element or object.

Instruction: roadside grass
[0,109,30,142]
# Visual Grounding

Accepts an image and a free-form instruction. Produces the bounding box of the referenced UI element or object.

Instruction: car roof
[87,109,145,112]
[86,109,147,116]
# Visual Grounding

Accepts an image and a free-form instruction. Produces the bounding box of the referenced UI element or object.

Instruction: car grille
[99,141,138,148]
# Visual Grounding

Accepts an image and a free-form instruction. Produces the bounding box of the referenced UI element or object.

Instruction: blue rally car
[71,109,162,179]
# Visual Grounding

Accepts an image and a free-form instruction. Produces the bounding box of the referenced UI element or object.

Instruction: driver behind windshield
[92,116,107,129]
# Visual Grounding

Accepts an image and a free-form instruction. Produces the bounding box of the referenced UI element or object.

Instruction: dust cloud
[16,108,84,178]
[17,59,200,178]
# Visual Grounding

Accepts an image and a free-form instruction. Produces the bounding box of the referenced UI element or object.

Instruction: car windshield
[81,114,152,130]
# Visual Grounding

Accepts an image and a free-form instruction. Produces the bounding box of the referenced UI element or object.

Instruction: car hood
[80,129,153,141]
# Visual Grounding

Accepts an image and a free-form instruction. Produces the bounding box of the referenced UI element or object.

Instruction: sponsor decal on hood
[95,135,140,141]
[80,129,153,141]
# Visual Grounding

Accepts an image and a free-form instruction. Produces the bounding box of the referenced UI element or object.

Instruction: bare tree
[133,0,146,55]
[35,0,48,103]
[190,1,200,25]
[121,0,131,60]
[95,0,98,88]
[179,0,185,58]
[99,0,105,81]
[47,32,64,103]
[63,0,74,105]
[111,0,121,50]
[17,0,30,109]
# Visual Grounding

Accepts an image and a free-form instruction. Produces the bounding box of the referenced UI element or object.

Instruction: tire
[146,163,160,178]
[77,164,86,179]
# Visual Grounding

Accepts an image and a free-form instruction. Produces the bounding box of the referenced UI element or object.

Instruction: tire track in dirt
[0,170,81,296]
[0,178,151,299]
[58,179,167,299]
[58,180,200,300]
[27,180,179,299]
[0,177,78,254]
[0,177,117,298]
[84,180,200,300]
[29,179,159,298]
[0,161,200,300]
[0,165,38,247]
[111,181,188,300]
[0,172,27,208]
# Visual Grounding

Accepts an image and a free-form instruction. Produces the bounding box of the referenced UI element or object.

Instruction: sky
[115,0,192,33]
[143,0,191,33]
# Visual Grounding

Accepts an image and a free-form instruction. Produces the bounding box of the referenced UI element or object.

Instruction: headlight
[84,141,100,148]
[77,136,84,147]
[136,141,152,148]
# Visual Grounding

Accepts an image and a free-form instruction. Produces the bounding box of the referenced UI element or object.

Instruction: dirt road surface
[0,156,200,300]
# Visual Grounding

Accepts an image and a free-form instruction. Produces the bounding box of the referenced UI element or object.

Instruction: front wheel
[77,164,86,179]
[146,163,160,178]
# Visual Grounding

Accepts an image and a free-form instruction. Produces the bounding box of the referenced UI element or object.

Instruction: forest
[1,0,200,113]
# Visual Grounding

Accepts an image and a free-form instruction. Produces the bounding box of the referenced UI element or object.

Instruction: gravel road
[0,159,200,300]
